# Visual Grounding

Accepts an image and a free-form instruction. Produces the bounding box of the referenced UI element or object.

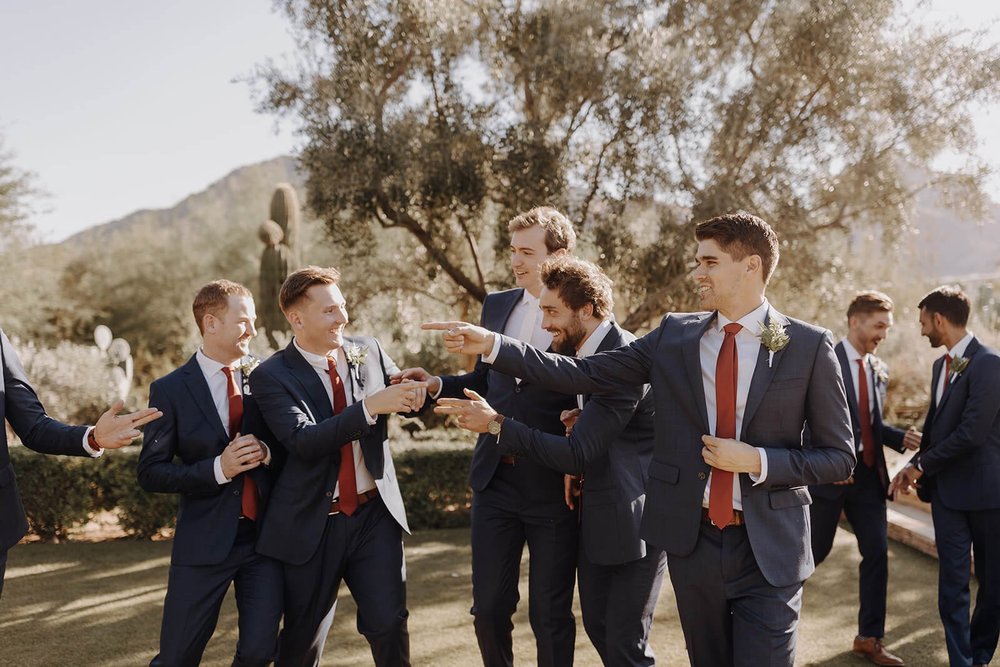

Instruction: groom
[425,212,855,666]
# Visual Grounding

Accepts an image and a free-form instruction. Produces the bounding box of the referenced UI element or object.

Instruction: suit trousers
[931,501,1000,667]
[152,521,283,667]
[667,519,803,667]
[578,546,667,667]
[809,461,889,637]
[277,497,409,667]
[0,546,7,599]
[470,463,579,667]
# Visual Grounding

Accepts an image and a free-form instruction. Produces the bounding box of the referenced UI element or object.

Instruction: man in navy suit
[435,257,666,667]
[138,280,283,666]
[0,332,161,599]
[249,266,424,667]
[395,207,580,667]
[426,212,855,666]
[809,291,920,666]
[890,286,1000,667]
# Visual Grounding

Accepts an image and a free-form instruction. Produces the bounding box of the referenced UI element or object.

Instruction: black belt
[701,507,745,528]
[329,488,379,515]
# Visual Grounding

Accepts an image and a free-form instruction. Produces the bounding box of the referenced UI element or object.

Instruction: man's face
[540,286,589,355]
[205,295,256,360]
[511,225,561,294]
[849,310,893,355]
[691,238,753,313]
[291,283,349,353]
[919,307,945,348]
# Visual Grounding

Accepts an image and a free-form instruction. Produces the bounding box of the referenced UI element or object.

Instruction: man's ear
[581,303,595,321]
[285,309,302,330]
[551,247,569,259]
[746,254,762,275]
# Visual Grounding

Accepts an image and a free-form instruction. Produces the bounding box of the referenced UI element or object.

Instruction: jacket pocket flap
[648,460,679,485]
[768,486,811,509]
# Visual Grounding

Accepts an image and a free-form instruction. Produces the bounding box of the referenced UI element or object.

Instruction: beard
[551,318,588,356]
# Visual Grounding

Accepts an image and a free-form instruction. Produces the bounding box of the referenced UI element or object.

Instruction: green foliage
[269,182,302,268]
[11,448,93,541]
[256,0,1000,332]
[394,446,472,530]
[97,448,179,538]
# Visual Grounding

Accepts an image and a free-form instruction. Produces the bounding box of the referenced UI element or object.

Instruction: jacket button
[233,489,240,495]
[514,386,521,393]
[697,472,707,481]
[325,491,333,498]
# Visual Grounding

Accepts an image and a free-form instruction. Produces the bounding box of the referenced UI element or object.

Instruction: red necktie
[856,359,876,467]
[708,322,742,529]
[222,366,258,521]
[327,357,357,516]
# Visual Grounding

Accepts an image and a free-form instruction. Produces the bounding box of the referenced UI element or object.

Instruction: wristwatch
[487,413,506,436]
[88,430,102,452]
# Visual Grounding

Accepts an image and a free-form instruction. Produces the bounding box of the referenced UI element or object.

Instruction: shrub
[11,448,94,540]
[395,446,473,530]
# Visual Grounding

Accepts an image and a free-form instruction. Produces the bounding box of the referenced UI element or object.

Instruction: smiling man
[808,291,920,666]
[394,207,580,667]
[425,211,855,666]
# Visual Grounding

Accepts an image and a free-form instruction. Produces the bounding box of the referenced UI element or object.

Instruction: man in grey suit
[425,212,855,666]
[435,257,666,666]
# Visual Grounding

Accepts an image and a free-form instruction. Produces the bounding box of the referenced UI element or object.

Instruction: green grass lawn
[0,526,951,666]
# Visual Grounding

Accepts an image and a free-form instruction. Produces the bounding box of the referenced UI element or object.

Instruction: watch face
[488,420,501,435]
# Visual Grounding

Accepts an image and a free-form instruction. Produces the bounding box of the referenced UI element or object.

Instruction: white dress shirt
[935,331,975,405]
[842,339,875,454]
[700,300,771,511]
[294,340,378,497]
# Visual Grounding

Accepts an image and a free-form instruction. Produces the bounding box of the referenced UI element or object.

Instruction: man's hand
[888,463,923,500]
[560,408,581,436]
[220,433,266,479]
[434,389,497,433]
[902,427,922,451]
[364,381,428,415]
[832,475,855,486]
[391,367,440,400]
[422,321,496,357]
[93,400,163,449]
[701,435,762,475]
[564,474,582,510]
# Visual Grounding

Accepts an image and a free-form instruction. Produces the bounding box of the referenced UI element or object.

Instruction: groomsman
[426,212,855,666]
[395,207,580,667]
[890,286,1000,667]
[809,291,919,666]
[249,266,423,666]
[1,331,161,598]
[435,257,666,667]
[138,280,283,666]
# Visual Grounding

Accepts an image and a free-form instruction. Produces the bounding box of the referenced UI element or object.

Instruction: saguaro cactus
[269,182,301,269]
[258,219,289,349]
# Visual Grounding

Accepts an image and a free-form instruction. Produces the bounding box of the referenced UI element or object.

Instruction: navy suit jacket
[916,337,1000,510]
[498,322,656,565]
[1,330,90,552]
[811,341,906,500]
[138,354,277,566]
[439,288,577,501]
[249,335,409,566]
[493,308,855,587]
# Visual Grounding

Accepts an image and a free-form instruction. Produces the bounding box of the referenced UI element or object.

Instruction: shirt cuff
[430,379,443,400]
[361,400,377,425]
[82,427,104,458]
[261,443,272,467]
[749,447,768,485]
[213,455,231,484]
[483,334,502,364]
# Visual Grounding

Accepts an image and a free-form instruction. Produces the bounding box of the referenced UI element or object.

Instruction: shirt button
[697,472,707,481]
[325,491,333,498]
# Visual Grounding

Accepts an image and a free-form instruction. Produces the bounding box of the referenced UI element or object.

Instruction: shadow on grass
[0,524,952,666]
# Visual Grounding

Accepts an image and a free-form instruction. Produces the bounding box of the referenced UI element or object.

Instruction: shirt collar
[293,338,342,372]
[196,347,233,378]
[520,290,540,308]
[841,338,868,366]
[948,331,975,359]
[715,299,771,335]
[577,319,613,358]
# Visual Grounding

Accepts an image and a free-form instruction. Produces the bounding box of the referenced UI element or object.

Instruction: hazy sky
[1,0,998,242]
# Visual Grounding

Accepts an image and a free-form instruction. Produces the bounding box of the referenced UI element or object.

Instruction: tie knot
[723,323,743,336]
[856,358,866,368]
[222,366,235,379]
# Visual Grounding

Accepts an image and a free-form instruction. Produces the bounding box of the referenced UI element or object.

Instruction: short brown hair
[507,206,577,254]
[279,265,341,312]
[847,291,894,320]
[694,211,780,284]
[540,257,614,319]
[192,280,253,334]
[918,286,971,327]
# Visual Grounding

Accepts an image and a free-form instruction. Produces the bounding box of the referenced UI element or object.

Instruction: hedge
[10,443,473,540]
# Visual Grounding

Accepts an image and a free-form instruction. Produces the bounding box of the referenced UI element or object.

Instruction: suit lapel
[180,355,229,442]
[935,337,980,415]
[342,338,367,404]
[579,323,624,406]
[485,289,523,335]
[741,308,790,439]
[684,313,716,433]
[835,342,862,433]
[284,342,334,420]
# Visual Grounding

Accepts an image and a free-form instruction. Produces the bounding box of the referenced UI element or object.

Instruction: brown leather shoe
[852,636,905,666]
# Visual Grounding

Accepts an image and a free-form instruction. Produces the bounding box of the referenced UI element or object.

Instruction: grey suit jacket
[497,322,656,565]
[492,307,855,587]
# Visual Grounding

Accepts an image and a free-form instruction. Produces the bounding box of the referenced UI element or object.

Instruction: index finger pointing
[422,321,463,331]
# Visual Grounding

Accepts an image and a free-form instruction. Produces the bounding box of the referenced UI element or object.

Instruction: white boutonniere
[870,356,889,386]
[949,356,970,382]
[344,343,369,390]
[236,355,260,394]
[757,320,790,368]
